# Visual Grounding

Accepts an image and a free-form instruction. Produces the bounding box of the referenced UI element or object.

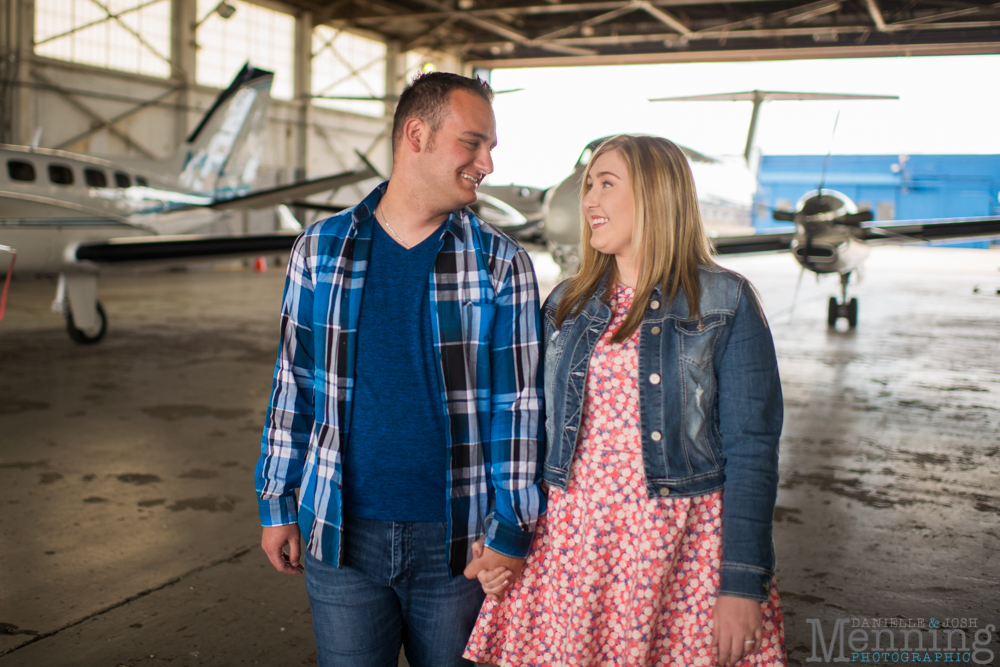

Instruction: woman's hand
[712,595,763,666]
[469,538,514,602]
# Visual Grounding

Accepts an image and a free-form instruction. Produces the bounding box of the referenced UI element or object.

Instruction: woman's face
[583,149,636,267]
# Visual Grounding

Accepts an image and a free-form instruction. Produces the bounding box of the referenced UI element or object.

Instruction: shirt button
[659,488,670,497]
[649,373,661,385]
[650,300,660,310]
[650,326,661,335]
[650,430,662,441]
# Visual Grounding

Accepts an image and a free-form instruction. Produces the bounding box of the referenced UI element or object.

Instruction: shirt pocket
[459,300,496,344]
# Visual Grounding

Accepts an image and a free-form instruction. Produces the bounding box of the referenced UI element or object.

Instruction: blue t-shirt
[342,220,449,522]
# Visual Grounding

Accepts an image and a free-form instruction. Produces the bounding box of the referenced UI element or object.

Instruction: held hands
[712,595,764,666]
[463,538,525,602]
[261,524,305,574]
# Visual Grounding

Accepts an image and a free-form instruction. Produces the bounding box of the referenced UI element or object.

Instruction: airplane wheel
[846,298,858,328]
[66,301,107,345]
[827,297,839,327]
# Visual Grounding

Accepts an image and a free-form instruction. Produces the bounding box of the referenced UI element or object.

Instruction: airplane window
[7,160,36,182]
[114,171,131,188]
[84,168,108,188]
[135,175,148,187]
[48,164,74,185]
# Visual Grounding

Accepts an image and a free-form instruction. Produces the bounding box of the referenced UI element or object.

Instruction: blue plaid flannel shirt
[255,183,545,576]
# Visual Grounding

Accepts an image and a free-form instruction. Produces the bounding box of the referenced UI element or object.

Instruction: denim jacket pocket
[674,313,727,467]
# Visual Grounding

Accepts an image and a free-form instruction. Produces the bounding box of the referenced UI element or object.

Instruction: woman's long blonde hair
[554,134,719,342]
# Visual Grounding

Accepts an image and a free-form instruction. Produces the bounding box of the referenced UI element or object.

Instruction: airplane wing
[711,232,795,255]
[210,164,377,211]
[860,216,1000,245]
[75,231,301,264]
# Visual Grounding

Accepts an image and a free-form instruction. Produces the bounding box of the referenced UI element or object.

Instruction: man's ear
[401,117,429,153]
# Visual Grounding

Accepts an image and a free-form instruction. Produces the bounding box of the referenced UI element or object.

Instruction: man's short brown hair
[391,72,494,154]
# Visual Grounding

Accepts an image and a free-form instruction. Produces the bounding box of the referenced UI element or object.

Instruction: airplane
[0,63,378,344]
[488,91,1000,328]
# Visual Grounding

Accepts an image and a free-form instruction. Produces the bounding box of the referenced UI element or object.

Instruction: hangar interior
[3,0,999,215]
[2,1,1000,666]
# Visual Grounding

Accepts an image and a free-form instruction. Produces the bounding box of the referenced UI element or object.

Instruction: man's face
[420,89,496,212]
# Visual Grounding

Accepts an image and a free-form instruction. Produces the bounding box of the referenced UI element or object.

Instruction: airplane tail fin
[173,63,274,196]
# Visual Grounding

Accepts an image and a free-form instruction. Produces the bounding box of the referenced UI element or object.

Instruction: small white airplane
[488,91,1000,328]
[0,63,377,343]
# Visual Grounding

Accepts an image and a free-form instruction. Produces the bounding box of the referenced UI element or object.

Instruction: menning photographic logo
[806,617,996,664]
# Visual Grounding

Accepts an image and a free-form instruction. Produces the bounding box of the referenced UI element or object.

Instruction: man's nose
[476,146,494,175]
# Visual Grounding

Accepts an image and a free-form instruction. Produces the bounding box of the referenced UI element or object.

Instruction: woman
[464,135,786,667]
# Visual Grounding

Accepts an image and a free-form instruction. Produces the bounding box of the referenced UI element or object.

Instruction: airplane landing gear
[66,301,107,344]
[827,272,858,328]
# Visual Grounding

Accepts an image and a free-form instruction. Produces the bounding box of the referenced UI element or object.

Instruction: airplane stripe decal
[76,232,299,263]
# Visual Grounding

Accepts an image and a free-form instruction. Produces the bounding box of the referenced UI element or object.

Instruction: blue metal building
[753,154,1000,247]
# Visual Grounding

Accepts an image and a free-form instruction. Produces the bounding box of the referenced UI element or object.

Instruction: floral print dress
[464,285,786,667]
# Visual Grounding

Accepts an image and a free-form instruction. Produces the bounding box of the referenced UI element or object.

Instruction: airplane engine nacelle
[790,236,870,275]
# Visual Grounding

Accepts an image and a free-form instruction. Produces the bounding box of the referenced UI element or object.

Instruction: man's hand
[261,524,304,574]
[463,539,525,602]
[712,595,764,666]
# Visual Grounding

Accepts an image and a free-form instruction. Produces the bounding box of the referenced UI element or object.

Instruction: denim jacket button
[649,373,661,385]
[650,326,661,335]
[659,488,670,497]
[650,430,662,441]
[650,300,660,310]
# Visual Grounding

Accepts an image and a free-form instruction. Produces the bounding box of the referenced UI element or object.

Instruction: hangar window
[114,171,131,188]
[34,0,171,79]
[196,0,295,100]
[84,168,108,188]
[135,175,148,187]
[48,164,75,185]
[7,160,36,182]
[312,26,387,118]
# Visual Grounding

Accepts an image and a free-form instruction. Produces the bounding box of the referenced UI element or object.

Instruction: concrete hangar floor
[0,244,998,666]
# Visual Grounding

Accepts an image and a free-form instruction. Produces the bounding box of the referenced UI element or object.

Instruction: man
[255,72,544,667]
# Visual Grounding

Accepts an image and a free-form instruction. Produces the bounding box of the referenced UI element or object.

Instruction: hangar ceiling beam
[459,20,1000,51]
[637,1,693,35]
[344,0,770,23]
[407,0,598,55]
[864,0,889,31]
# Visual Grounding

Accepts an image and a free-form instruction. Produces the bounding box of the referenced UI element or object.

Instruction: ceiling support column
[295,10,314,182]
[0,0,34,144]
[171,0,197,148]
[384,38,405,171]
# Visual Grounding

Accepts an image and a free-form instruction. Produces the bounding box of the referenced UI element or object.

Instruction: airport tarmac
[1,245,998,666]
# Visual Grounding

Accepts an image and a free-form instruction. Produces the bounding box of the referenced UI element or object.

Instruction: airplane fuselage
[1,145,235,273]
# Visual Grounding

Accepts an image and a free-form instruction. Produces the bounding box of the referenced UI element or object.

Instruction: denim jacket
[542,266,783,601]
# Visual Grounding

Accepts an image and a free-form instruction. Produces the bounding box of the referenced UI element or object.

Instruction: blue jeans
[305,517,485,667]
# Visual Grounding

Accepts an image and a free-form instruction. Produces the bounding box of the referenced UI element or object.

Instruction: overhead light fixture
[421,61,437,73]
[458,0,474,9]
[194,1,238,29]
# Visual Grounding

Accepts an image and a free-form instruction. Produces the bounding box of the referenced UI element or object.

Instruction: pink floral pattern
[465,285,786,667]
